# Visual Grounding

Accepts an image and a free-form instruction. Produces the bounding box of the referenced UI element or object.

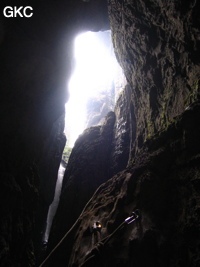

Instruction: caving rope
[39,209,140,267]
[80,209,140,267]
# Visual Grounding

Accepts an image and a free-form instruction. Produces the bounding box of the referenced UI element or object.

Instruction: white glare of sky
[65,31,119,147]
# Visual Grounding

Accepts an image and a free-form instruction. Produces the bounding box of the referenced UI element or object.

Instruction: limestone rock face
[48,111,115,250]
[110,84,136,176]
[108,0,200,153]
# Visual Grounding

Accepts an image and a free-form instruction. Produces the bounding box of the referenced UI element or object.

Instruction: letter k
[14,6,23,17]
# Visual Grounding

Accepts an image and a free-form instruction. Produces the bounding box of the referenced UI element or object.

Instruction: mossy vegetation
[192,78,200,100]
[147,120,154,139]
[62,144,72,164]
[184,78,200,107]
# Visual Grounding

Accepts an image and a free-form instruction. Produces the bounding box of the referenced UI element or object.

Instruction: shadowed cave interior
[0,0,200,267]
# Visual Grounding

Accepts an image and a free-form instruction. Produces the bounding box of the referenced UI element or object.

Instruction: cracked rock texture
[109,0,200,154]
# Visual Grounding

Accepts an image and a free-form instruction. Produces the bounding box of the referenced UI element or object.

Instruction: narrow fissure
[43,163,65,243]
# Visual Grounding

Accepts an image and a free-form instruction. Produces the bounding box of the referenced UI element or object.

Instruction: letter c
[23,6,33,18]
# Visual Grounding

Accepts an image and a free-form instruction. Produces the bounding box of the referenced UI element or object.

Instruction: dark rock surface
[40,103,200,267]
[0,1,109,266]
[35,115,66,258]
[48,111,115,251]
[110,84,136,176]
[108,0,200,153]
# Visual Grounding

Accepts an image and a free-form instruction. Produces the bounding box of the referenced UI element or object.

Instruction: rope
[38,184,105,267]
[39,192,139,267]
[80,210,140,267]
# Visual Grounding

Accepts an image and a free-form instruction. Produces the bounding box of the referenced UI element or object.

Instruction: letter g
[3,6,13,17]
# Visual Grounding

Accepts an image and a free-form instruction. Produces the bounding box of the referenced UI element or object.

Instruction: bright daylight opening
[64,30,126,148]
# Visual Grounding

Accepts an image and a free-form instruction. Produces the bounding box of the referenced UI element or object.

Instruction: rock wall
[109,0,200,154]
[110,84,136,176]
[65,104,200,267]
[35,115,66,259]
[0,0,110,266]
[41,104,200,267]
[48,111,115,251]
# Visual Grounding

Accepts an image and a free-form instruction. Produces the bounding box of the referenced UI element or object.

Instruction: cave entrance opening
[43,30,125,244]
[64,30,125,151]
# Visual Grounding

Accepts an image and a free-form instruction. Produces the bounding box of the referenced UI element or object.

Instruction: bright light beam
[65,31,119,147]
